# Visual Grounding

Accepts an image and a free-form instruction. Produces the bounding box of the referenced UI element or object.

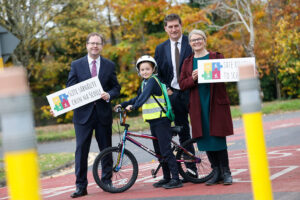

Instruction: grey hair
[188,29,207,42]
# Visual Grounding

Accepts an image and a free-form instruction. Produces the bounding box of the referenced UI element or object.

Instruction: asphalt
[0,111,300,200]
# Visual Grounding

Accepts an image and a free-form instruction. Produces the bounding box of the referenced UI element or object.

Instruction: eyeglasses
[88,42,102,46]
[190,38,204,43]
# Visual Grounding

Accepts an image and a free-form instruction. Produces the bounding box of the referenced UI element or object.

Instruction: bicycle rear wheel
[92,146,138,193]
[176,138,213,183]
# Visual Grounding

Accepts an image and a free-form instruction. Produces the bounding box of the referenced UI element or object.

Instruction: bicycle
[92,108,213,193]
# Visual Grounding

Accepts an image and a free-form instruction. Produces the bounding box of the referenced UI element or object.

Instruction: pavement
[0,111,300,200]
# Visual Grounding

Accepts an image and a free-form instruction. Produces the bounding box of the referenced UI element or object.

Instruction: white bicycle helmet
[136,55,157,74]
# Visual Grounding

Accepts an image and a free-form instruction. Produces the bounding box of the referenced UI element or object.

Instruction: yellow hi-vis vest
[141,77,167,121]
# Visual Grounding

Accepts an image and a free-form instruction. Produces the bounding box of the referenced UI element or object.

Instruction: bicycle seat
[171,126,183,136]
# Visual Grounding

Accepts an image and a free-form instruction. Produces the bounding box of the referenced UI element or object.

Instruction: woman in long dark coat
[179,29,234,185]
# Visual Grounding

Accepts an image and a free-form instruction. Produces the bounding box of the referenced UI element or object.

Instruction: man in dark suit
[154,14,195,181]
[155,13,192,149]
[67,32,120,198]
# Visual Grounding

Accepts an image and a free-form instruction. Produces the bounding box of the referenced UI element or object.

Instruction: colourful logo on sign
[202,62,223,80]
[52,94,70,111]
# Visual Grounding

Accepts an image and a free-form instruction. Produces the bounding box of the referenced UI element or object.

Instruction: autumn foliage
[0,0,298,124]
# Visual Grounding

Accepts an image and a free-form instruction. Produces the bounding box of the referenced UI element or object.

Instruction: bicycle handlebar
[115,106,127,125]
[115,106,123,113]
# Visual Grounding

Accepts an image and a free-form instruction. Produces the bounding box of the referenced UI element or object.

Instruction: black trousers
[74,108,112,189]
[170,89,196,171]
[169,89,191,146]
[149,117,179,180]
[206,149,230,169]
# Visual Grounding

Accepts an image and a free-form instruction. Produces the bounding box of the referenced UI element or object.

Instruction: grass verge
[230,99,300,119]
[36,115,149,143]
[0,153,74,186]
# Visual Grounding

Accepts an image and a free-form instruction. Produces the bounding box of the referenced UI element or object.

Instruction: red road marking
[1,145,300,200]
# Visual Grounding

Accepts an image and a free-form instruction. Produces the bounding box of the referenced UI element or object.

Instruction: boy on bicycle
[115,55,182,189]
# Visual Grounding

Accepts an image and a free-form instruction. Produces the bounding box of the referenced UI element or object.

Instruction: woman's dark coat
[179,51,234,138]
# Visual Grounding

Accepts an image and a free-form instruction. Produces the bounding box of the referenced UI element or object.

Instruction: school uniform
[121,76,179,181]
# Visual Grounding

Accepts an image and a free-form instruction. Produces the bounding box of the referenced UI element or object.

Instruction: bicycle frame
[114,109,201,170]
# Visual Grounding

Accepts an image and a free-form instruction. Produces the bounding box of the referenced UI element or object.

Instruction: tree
[209,0,256,57]
[272,13,300,98]
[0,0,69,78]
[255,0,299,99]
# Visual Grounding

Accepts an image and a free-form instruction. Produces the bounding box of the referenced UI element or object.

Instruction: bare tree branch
[208,21,244,30]
[219,1,251,32]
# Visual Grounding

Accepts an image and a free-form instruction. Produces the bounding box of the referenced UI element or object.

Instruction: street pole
[0,67,41,200]
[0,42,3,69]
[238,64,273,200]
[0,25,20,69]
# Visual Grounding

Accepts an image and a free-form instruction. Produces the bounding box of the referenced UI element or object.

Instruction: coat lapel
[98,56,106,82]
[82,56,92,78]
[180,36,188,67]
[164,40,173,71]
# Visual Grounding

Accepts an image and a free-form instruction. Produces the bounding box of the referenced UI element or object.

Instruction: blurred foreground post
[0,67,41,200]
[0,44,3,69]
[238,64,273,200]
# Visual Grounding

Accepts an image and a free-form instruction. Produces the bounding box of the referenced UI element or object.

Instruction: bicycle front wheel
[92,146,138,193]
[176,138,213,183]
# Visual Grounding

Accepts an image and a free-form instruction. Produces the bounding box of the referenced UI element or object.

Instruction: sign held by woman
[197,57,256,83]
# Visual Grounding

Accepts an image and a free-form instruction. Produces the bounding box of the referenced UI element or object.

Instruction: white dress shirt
[87,55,110,101]
[170,35,183,90]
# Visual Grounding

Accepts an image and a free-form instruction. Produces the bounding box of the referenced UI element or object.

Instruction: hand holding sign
[47,77,104,117]
[100,92,110,101]
[192,69,198,81]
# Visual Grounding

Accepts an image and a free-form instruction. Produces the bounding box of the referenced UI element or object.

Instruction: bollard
[0,41,3,69]
[0,57,3,68]
[0,67,41,200]
[238,65,273,200]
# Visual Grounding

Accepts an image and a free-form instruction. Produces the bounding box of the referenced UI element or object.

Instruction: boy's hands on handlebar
[125,105,133,111]
[114,104,122,112]
[114,104,133,112]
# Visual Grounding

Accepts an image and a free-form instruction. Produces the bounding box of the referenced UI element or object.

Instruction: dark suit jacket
[67,55,120,125]
[179,52,234,138]
[154,35,192,88]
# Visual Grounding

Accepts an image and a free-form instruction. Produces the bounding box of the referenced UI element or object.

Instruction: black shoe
[205,167,223,186]
[153,179,170,188]
[222,167,233,185]
[162,179,183,189]
[70,187,88,198]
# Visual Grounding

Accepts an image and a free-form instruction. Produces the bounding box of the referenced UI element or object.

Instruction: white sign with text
[47,77,103,117]
[197,57,256,83]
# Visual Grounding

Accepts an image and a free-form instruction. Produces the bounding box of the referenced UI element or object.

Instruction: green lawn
[39,153,75,172]
[36,115,150,143]
[230,99,300,118]
[0,153,74,186]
